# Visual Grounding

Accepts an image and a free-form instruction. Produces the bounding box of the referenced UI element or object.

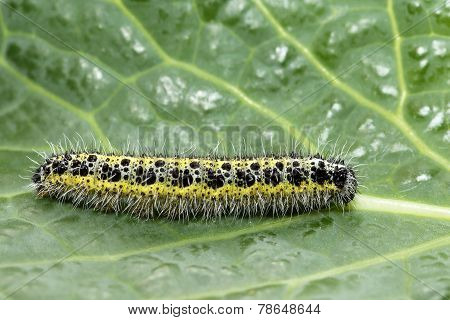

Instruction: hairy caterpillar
[29,144,358,220]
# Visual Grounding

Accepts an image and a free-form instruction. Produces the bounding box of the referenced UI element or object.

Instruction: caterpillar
[29,145,358,220]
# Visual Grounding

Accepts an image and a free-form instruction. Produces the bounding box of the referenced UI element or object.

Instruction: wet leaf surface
[0,0,449,299]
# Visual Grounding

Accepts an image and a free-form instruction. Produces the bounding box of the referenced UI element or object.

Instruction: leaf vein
[252,0,449,171]
[181,235,450,299]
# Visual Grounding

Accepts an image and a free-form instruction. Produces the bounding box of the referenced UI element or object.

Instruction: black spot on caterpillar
[29,145,358,220]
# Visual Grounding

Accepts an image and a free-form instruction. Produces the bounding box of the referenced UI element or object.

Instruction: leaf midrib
[1,194,449,270]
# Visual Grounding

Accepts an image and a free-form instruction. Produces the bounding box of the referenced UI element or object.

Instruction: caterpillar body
[30,150,358,219]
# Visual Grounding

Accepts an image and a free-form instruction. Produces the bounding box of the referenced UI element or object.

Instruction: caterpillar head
[333,165,358,204]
